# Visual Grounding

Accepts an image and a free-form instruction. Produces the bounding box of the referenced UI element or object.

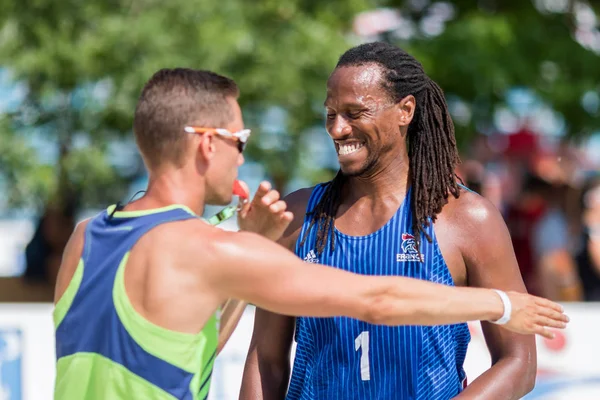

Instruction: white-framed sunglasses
[184,126,251,153]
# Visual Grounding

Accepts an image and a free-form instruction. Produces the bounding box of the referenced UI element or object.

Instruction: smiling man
[240,42,544,400]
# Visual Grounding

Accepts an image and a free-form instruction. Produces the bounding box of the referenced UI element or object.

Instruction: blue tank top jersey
[288,184,471,400]
[54,205,218,400]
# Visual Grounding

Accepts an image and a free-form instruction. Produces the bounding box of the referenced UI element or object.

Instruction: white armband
[490,289,512,325]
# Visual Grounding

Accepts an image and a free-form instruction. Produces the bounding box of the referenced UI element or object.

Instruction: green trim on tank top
[54,259,84,328]
[55,352,177,400]
[106,204,198,218]
[113,252,218,375]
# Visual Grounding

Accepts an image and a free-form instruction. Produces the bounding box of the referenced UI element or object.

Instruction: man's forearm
[455,357,535,399]
[239,352,290,400]
[369,279,504,326]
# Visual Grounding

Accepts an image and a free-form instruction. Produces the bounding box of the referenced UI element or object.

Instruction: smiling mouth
[337,142,365,156]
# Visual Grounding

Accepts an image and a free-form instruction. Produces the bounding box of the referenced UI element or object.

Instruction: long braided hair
[301,42,461,256]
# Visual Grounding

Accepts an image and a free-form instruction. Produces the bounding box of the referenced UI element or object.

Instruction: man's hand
[502,291,568,339]
[237,181,294,241]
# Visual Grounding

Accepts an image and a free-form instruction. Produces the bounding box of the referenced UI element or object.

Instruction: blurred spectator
[0,191,80,302]
[25,193,78,287]
[457,160,485,194]
[505,174,582,301]
[457,159,504,211]
[503,127,539,161]
[533,180,583,302]
[574,175,600,301]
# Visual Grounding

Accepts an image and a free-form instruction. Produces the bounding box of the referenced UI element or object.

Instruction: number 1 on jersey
[354,331,370,381]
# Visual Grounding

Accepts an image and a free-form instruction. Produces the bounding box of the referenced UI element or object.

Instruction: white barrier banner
[466,303,600,399]
[0,304,55,400]
[0,303,598,399]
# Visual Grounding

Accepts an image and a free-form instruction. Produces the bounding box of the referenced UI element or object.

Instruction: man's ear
[197,131,217,162]
[397,94,416,128]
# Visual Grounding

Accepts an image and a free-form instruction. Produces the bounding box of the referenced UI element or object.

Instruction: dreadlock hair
[302,42,461,256]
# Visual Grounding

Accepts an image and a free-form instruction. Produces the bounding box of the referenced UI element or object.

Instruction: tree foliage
[382,0,600,143]
[0,0,598,211]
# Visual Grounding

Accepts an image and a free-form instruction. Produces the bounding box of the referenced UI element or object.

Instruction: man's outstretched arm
[204,228,567,333]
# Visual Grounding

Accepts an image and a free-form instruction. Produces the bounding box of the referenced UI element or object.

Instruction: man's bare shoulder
[73,217,91,239]
[145,218,263,264]
[62,217,92,262]
[283,186,316,217]
[55,218,92,302]
[145,217,220,251]
[440,186,510,256]
[442,187,501,229]
[280,186,316,249]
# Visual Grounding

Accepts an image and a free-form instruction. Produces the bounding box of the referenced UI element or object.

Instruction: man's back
[54,204,218,400]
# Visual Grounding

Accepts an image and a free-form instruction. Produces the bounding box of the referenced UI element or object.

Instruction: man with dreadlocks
[240,42,540,400]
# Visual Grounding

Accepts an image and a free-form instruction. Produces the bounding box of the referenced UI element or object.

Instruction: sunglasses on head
[184,126,251,153]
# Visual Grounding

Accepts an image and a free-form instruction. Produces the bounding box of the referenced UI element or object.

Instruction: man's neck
[125,169,206,216]
[345,154,410,204]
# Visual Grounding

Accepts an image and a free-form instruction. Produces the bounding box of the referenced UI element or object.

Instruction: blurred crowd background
[1,1,599,398]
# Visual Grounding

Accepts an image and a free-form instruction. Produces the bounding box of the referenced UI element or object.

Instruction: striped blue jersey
[288,184,471,400]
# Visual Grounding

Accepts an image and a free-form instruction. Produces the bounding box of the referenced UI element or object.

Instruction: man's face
[325,64,405,177]
[204,97,246,205]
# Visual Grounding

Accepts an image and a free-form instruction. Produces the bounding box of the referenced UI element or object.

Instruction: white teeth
[338,143,364,155]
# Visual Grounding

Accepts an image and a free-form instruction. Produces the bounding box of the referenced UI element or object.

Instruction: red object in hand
[233,180,249,200]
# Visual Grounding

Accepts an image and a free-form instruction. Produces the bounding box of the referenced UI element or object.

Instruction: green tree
[0,0,376,211]
[377,0,600,143]
[0,0,598,214]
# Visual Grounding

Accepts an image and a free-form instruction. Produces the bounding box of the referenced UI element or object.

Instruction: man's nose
[328,115,352,139]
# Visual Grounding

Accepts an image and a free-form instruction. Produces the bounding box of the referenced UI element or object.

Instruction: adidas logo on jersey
[304,250,319,264]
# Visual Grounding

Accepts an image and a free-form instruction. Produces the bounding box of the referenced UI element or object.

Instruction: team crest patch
[397,233,424,262]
